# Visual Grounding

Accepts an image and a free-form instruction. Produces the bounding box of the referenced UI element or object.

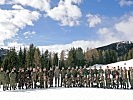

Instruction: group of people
[0,65,133,91]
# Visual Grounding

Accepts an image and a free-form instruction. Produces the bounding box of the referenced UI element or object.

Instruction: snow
[0,88,133,100]
[103,59,133,69]
[92,59,133,70]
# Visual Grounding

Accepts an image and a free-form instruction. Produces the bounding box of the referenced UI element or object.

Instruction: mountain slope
[97,41,133,57]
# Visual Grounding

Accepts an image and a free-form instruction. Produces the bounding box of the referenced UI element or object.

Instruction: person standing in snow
[31,68,37,89]
[9,69,17,90]
[129,67,133,89]
[105,66,111,88]
[61,67,66,87]
[0,67,6,91]
[54,66,60,87]
[48,67,54,87]
[43,67,48,88]
[117,66,123,89]
[122,67,129,89]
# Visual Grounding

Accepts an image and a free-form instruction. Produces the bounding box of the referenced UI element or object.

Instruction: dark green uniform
[32,69,37,89]
[37,69,44,88]
[43,69,48,88]
[0,70,6,91]
[54,67,60,87]
[130,69,133,89]
[98,75,105,88]
[123,68,129,89]
[61,68,66,87]
[4,70,10,90]
[0,70,5,86]
[9,71,17,90]
[105,67,111,88]
[48,68,54,87]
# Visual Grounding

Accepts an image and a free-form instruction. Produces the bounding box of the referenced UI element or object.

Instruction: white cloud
[23,31,36,38]
[7,41,29,51]
[0,0,5,4]
[7,41,24,47]
[97,12,133,43]
[12,4,24,10]
[47,0,82,26]
[38,40,106,53]
[0,0,51,12]
[119,0,133,6]
[86,13,102,27]
[115,14,133,40]
[98,27,121,43]
[0,8,40,46]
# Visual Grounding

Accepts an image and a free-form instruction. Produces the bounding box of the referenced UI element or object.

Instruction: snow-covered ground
[0,87,133,100]
[94,59,133,69]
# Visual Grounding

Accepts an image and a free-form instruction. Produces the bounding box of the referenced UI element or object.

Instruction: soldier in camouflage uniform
[0,68,5,90]
[18,68,25,89]
[92,74,99,88]
[43,68,48,88]
[83,66,88,77]
[88,67,93,87]
[4,70,10,90]
[63,75,68,87]
[71,75,76,87]
[105,66,111,88]
[48,67,54,87]
[82,75,87,87]
[98,66,104,77]
[113,74,119,89]
[31,68,37,89]
[61,67,66,87]
[76,74,82,87]
[54,66,60,87]
[129,67,133,89]
[92,66,98,87]
[106,74,111,89]
[9,69,17,90]
[37,68,43,88]
[78,66,84,87]
[71,67,77,87]
[111,67,118,89]
[98,74,105,88]
[128,67,132,88]
[86,74,91,87]
[25,67,32,89]
[78,66,83,78]
[98,66,104,88]
[122,67,129,89]
[117,66,123,89]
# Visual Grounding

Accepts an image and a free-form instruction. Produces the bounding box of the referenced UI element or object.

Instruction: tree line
[0,44,133,70]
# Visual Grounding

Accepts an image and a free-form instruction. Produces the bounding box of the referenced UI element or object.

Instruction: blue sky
[0,0,133,52]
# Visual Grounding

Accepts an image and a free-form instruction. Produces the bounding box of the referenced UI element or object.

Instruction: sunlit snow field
[0,87,133,100]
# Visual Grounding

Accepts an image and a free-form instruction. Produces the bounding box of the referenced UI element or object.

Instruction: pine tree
[53,53,59,67]
[60,50,65,68]
[75,47,85,66]
[44,50,49,70]
[18,47,23,67]
[26,44,35,68]
[23,47,26,67]
[34,48,40,67]
[2,56,9,70]
[2,48,18,70]
[66,48,76,67]
[40,53,45,69]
